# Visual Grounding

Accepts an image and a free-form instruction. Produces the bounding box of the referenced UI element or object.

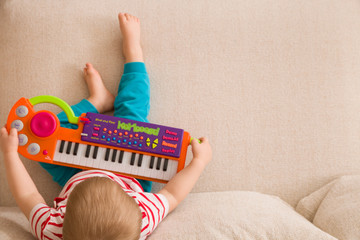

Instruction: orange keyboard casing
[6,97,191,183]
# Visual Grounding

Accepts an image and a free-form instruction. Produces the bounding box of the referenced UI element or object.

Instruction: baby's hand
[0,127,19,155]
[191,137,212,168]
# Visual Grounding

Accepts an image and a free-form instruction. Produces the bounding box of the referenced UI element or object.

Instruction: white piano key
[105,150,119,173]
[128,153,138,175]
[170,160,179,180]
[93,147,104,169]
[61,142,71,164]
[136,154,148,179]
[73,143,84,166]
[158,159,168,181]
[122,151,136,176]
[162,162,171,180]
[161,160,171,180]
[100,148,115,170]
[157,158,166,180]
[53,140,63,162]
[144,155,155,179]
[63,142,72,163]
[76,144,87,167]
[59,141,68,163]
[130,153,140,177]
[113,150,124,173]
[163,160,178,181]
[148,156,156,173]
[67,143,78,165]
[60,142,68,163]
[159,159,169,180]
[109,148,119,170]
[110,149,118,163]
[84,146,95,167]
[150,158,162,180]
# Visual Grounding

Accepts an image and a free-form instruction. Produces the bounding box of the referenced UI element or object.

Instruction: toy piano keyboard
[6,96,191,183]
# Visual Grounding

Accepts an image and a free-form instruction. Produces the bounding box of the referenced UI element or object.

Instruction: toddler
[0,13,212,240]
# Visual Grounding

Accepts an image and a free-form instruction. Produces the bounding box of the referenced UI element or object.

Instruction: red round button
[30,112,57,138]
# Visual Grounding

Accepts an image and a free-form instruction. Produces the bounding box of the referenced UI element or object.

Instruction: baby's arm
[0,127,46,219]
[158,137,212,213]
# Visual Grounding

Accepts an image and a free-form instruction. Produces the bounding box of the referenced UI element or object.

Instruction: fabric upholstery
[1,0,360,239]
[297,175,360,240]
[0,192,337,240]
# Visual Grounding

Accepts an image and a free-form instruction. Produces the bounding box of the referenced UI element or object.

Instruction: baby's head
[63,177,141,240]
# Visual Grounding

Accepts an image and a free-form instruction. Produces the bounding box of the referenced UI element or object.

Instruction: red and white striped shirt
[29,170,169,240]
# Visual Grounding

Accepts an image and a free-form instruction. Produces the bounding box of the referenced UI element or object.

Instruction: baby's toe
[118,13,126,22]
[85,63,99,75]
[86,63,93,69]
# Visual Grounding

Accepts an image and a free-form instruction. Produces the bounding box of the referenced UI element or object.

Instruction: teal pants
[39,62,152,192]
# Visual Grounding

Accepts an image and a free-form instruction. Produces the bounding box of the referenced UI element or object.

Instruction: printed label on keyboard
[81,113,184,158]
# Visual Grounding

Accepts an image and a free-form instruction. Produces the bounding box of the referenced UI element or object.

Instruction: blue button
[134,141,137,144]
[102,135,105,139]
[107,138,110,141]
[117,140,121,143]
[128,142,132,145]
[123,139,127,143]
[139,143,142,147]
[112,137,116,141]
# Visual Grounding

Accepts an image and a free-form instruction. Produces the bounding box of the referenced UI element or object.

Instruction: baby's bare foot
[118,13,143,63]
[83,63,115,113]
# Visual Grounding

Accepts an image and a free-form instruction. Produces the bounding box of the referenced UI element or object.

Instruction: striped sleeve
[30,203,64,240]
[136,193,169,238]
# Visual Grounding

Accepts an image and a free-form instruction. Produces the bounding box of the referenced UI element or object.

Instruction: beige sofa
[1,0,360,239]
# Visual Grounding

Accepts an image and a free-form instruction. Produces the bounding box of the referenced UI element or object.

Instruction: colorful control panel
[81,112,184,158]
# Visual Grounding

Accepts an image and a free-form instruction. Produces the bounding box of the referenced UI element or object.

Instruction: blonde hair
[63,177,142,240]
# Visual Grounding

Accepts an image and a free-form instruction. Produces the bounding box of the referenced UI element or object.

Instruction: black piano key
[156,157,162,170]
[85,145,91,158]
[73,143,79,156]
[163,159,169,171]
[130,153,136,165]
[118,150,124,163]
[59,140,65,153]
[66,142,72,154]
[149,156,155,169]
[105,148,110,161]
[111,149,117,162]
[93,146,99,159]
[137,154,143,167]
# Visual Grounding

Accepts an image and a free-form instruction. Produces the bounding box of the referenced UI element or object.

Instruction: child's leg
[39,65,115,187]
[114,13,152,192]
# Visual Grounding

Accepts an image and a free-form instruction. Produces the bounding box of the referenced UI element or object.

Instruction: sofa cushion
[0,192,336,240]
[297,175,360,240]
[0,207,33,240]
[149,191,336,240]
